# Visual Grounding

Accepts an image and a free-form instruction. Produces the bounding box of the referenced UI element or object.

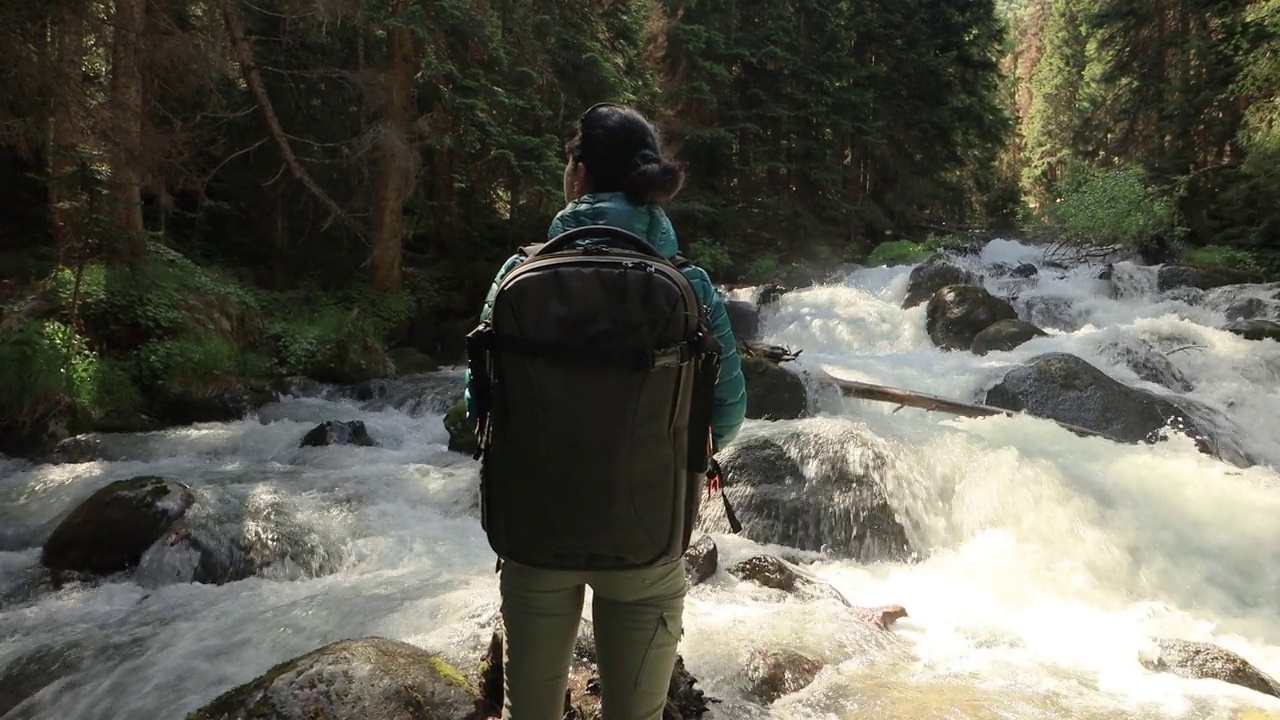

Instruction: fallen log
[811,369,1113,441]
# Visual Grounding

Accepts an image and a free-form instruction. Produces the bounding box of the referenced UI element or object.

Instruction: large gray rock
[40,476,194,579]
[1140,638,1280,699]
[984,352,1253,467]
[902,256,980,309]
[725,299,761,342]
[741,357,808,420]
[745,649,825,703]
[970,319,1047,355]
[1223,318,1280,342]
[299,420,378,448]
[1157,264,1239,292]
[1096,339,1193,393]
[186,638,485,720]
[925,285,1019,351]
[699,419,911,561]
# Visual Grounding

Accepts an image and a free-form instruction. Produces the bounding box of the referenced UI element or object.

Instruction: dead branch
[220,0,364,239]
[810,369,1113,442]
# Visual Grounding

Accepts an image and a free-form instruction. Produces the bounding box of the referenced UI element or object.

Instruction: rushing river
[3,238,1280,719]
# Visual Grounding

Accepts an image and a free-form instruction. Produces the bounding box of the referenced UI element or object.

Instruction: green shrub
[135,331,241,388]
[1180,244,1280,277]
[48,241,263,353]
[868,240,929,265]
[686,239,732,276]
[1046,164,1176,247]
[0,319,141,445]
[867,234,967,266]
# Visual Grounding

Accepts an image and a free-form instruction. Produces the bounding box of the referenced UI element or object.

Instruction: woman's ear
[563,159,588,201]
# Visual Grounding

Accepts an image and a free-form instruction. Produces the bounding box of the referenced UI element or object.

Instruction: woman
[465,102,747,720]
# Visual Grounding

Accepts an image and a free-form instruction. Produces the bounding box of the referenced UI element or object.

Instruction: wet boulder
[731,554,801,592]
[132,486,349,587]
[1157,264,1238,292]
[970,319,1047,356]
[1096,338,1193,393]
[1016,295,1086,333]
[902,256,980,309]
[41,476,194,578]
[186,637,485,720]
[1224,296,1269,322]
[1139,638,1280,700]
[684,534,719,586]
[745,649,825,703]
[1010,262,1039,278]
[150,376,275,426]
[984,352,1253,466]
[299,420,378,448]
[387,347,439,377]
[741,357,808,420]
[699,419,911,561]
[725,299,761,342]
[477,618,713,720]
[852,605,910,630]
[925,285,1019,351]
[444,399,478,455]
[1223,318,1280,342]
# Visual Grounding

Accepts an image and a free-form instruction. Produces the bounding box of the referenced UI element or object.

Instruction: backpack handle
[534,225,667,260]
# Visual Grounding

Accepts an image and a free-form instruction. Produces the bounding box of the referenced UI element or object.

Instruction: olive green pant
[499,558,687,720]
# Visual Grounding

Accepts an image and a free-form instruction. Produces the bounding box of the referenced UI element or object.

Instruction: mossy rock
[186,637,485,720]
[745,648,825,703]
[970,318,1047,355]
[41,476,194,578]
[443,399,477,455]
[741,357,807,421]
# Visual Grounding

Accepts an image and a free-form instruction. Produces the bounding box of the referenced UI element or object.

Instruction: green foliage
[684,239,733,277]
[742,255,786,285]
[48,242,262,353]
[868,240,931,265]
[1044,164,1175,247]
[867,234,968,266]
[135,332,241,388]
[253,280,414,384]
[0,319,140,444]
[1180,245,1280,278]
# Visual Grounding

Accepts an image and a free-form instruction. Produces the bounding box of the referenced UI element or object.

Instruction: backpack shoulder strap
[671,253,693,269]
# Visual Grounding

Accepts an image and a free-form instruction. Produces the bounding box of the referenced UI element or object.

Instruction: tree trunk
[48,7,85,264]
[812,370,1110,441]
[109,0,147,263]
[368,0,418,294]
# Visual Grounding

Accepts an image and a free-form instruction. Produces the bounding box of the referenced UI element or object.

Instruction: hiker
[462,102,747,720]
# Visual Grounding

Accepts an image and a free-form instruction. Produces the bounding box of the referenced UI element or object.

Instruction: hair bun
[633,149,660,167]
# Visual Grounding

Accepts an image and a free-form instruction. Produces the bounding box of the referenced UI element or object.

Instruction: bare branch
[220,0,365,240]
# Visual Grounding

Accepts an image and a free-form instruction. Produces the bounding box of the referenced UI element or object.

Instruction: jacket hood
[546,192,679,259]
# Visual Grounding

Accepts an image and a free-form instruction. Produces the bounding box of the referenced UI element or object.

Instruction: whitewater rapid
[3,238,1280,719]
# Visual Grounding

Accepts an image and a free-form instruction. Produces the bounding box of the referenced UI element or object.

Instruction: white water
[4,238,1280,719]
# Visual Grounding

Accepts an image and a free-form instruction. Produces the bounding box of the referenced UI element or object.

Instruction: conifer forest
[1,0,1278,454]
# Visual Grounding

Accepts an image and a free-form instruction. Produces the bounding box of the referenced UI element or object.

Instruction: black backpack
[465,225,723,571]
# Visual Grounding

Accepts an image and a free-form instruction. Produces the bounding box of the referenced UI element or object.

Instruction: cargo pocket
[634,610,682,691]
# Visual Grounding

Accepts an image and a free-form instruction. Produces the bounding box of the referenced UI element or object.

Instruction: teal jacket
[463,192,747,450]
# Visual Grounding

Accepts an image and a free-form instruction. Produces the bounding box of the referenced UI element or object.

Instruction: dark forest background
[1,0,1277,455]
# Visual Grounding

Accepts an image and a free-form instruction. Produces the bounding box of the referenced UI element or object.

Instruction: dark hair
[565,103,685,206]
